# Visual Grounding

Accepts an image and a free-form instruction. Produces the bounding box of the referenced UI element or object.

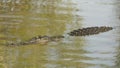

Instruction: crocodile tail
[68,26,113,36]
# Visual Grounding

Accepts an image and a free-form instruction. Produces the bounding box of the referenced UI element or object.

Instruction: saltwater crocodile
[7,26,113,46]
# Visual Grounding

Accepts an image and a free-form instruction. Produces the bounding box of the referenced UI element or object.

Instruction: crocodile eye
[32,36,39,40]
[38,36,42,38]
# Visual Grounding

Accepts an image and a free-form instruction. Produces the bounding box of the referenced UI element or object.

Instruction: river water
[0,0,120,68]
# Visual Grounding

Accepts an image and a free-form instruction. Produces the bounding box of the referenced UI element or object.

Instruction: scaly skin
[68,26,113,36]
[7,26,113,46]
[7,35,64,46]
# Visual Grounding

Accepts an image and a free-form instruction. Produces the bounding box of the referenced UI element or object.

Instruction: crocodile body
[7,35,64,46]
[7,26,113,46]
[68,26,113,36]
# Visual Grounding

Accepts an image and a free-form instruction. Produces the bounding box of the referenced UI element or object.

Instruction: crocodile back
[68,26,113,36]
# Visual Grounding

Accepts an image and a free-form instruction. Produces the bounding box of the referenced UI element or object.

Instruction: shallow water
[0,0,120,68]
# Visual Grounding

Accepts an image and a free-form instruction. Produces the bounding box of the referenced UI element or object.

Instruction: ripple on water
[0,56,3,61]
[0,63,7,68]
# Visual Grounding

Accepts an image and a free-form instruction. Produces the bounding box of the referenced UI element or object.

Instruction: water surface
[0,0,120,68]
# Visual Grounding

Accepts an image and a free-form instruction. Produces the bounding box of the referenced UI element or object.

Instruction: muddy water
[0,0,120,68]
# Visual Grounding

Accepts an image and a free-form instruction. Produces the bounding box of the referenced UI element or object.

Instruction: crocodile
[7,26,113,46]
[68,26,113,36]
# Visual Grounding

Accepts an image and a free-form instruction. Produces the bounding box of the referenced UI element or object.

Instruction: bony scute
[7,26,113,46]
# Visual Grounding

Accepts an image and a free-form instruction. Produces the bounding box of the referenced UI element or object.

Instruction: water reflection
[75,0,118,68]
[0,0,120,68]
[114,0,120,68]
[0,0,83,68]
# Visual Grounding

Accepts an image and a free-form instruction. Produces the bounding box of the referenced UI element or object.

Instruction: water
[0,0,120,68]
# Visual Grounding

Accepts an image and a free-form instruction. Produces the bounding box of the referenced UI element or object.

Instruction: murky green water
[0,0,120,68]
